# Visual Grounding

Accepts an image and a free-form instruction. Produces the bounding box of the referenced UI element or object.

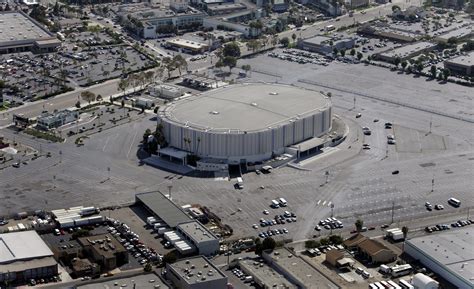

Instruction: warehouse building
[0,11,61,54]
[444,52,474,76]
[166,256,228,289]
[157,83,332,166]
[239,258,297,289]
[176,221,219,256]
[136,192,192,228]
[298,35,355,55]
[404,226,474,289]
[262,248,338,289]
[0,231,58,283]
[377,41,437,63]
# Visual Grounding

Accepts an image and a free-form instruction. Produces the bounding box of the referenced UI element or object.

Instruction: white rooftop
[0,231,54,264]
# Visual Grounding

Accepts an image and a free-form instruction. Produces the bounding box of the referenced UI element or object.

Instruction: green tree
[118,79,129,96]
[442,68,450,81]
[394,57,401,68]
[329,235,344,245]
[333,47,339,56]
[280,37,290,47]
[144,262,152,272]
[163,251,177,264]
[80,91,96,104]
[222,56,237,72]
[246,40,261,53]
[402,226,409,240]
[223,42,241,58]
[173,54,187,75]
[355,219,364,232]
[291,33,297,43]
[340,49,346,57]
[401,60,408,70]
[430,65,437,78]
[261,237,276,253]
[350,48,356,56]
[357,51,363,61]
[447,37,458,46]
[241,64,251,75]
[392,5,401,12]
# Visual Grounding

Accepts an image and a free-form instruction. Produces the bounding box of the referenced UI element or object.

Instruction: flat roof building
[36,109,79,130]
[239,258,297,289]
[435,25,473,43]
[177,221,219,256]
[77,272,170,289]
[377,41,436,63]
[0,11,61,54]
[298,35,355,55]
[166,256,228,289]
[136,192,192,228]
[165,38,209,53]
[0,231,58,284]
[404,226,474,289]
[444,52,474,76]
[77,234,128,271]
[262,248,338,289]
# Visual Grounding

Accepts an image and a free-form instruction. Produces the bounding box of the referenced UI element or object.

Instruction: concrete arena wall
[159,106,332,163]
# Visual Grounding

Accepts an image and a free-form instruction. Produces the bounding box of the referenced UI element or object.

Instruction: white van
[448,198,461,207]
[271,200,280,208]
[279,198,287,207]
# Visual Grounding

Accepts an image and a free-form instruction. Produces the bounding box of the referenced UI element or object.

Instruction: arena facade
[157,83,332,165]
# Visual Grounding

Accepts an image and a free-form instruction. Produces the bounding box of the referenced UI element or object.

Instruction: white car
[263,210,270,215]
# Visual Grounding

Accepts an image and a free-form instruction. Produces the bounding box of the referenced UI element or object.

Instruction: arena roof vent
[209,111,219,115]
[269,92,278,95]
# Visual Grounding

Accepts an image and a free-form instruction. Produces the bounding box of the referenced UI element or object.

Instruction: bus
[448,198,461,207]
[391,264,412,277]
[399,279,414,289]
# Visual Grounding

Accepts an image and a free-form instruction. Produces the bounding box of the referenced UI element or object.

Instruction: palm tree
[355,219,364,232]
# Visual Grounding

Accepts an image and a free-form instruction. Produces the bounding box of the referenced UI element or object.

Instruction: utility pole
[431,175,434,193]
[331,203,335,218]
[325,171,330,184]
[391,201,395,224]
[429,116,433,134]
[353,96,356,110]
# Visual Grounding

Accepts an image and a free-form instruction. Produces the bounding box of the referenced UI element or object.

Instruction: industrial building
[135,192,192,228]
[176,221,219,256]
[404,226,474,289]
[298,35,355,55]
[262,248,338,289]
[238,258,297,289]
[377,41,437,63]
[444,52,474,76]
[157,83,332,165]
[166,256,228,289]
[435,25,473,43]
[36,109,79,130]
[0,231,58,283]
[0,11,61,54]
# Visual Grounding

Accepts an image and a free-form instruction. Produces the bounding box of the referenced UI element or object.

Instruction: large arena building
[156,83,332,166]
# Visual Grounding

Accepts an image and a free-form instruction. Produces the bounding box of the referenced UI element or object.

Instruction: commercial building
[36,109,79,130]
[343,234,397,264]
[239,258,297,289]
[347,0,369,8]
[77,234,128,271]
[77,273,170,289]
[149,84,183,99]
[404,226,474,289]
[358,23,420,42]
[0,11,61,54]
[307,0,342,16]
[136,191,192,228]
[298,35,355,55]
[206,3,247,15]
[165,38,209,54]
[435,25,473,43]
[157,83,332,165]
[325,249,354,268]
[0,231,58,283]
[176,221,219,256]
[262,248,338,289]
[166,256,228,289]
[377,41,437,63]
[444,52,474,76]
